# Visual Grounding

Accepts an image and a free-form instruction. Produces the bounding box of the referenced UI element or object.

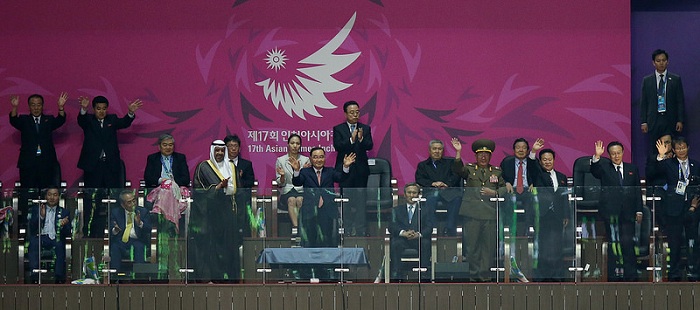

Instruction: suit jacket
[647,157,700,217]
[388,202,435,238]
[333,122,373,186]
[9,113,66,169]
[144,152,190,188]
[77,113,134,172]
[233,157,255,210]
[640,72,684,132]
[109,206,152,245]
[27,204,71,240]
[590,159,643,220]
[533,168,570,220]
[415,156,462,202]
[500,155,540,188]
[292,166,348,217]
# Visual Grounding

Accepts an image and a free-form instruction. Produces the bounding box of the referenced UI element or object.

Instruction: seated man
[388,183,435,280]
[27,187,71,284]
[415,139,462,236]
[109,190,152,274]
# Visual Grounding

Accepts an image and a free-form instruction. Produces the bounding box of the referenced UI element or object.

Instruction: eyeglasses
[346,111,360,115]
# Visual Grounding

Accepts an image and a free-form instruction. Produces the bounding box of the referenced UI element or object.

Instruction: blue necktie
[408,205,414,224]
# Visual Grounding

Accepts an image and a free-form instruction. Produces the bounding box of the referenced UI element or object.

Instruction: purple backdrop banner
[0,1,631,189]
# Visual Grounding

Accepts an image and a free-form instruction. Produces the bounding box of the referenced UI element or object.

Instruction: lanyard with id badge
[657,75,667,113]
[675,162,688,195]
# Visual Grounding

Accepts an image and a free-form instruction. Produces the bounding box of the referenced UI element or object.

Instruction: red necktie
[516,160,524,194]
[316,170,324,207]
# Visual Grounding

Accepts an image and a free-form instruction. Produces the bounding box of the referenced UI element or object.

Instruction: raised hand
[57,92,68,110]
[276,166,285,176]
[656,139,669,157]
[78,96,90,110]
[451,137,462,152]
[288,156,301,171]
[343,152,356,167]
[594,140,605,159]
[127,99,143,113]
[10,95,19,108]
[357,127,363,141]
[532,138,545,153]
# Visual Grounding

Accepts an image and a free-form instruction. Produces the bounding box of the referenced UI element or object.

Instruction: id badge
[657,96,667,112]
[675,181,687,195]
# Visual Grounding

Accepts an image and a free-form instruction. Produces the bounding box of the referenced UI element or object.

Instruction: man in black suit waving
[388,183,434,281]
[333,101,373,236]
[291,147,354,247]
[9,93,67,189]
[533,148,570,281]
[641,49,685,151]
[648,136,700,281]
[590,140,643,281]
[78,95,142,237]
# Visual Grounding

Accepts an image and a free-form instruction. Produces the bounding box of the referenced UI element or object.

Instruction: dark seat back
[366,158,395,210]
[572,156,609,211]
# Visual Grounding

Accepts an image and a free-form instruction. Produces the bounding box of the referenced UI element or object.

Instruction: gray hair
[158,133,175,145]
[429,139,444,148]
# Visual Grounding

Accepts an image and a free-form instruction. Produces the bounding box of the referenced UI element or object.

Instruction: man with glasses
[109,190,152,274]
[224,134,256,237]
[648,136,700,281]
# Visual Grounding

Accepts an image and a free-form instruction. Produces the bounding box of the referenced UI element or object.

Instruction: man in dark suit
[648,136,700,281]
[109,190,152,274]
[500,138,544,235]
[144,133,190,279]
[224,134,257,237]
[333,101,373,236]
[590,140,643,281]
[533,148,570,282]
[388,183,434,281]
[415,139,462,236]
[77,95,142,237]
[641,49,685,151]
[27,187,71,284]
[291,147,355,247]
[144,133,190,188]
[9,93,66,189]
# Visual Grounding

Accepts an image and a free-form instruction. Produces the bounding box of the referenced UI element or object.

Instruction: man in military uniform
[451,138,507,281]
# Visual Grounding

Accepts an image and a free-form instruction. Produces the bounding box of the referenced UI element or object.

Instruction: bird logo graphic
[255,12,361,120]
